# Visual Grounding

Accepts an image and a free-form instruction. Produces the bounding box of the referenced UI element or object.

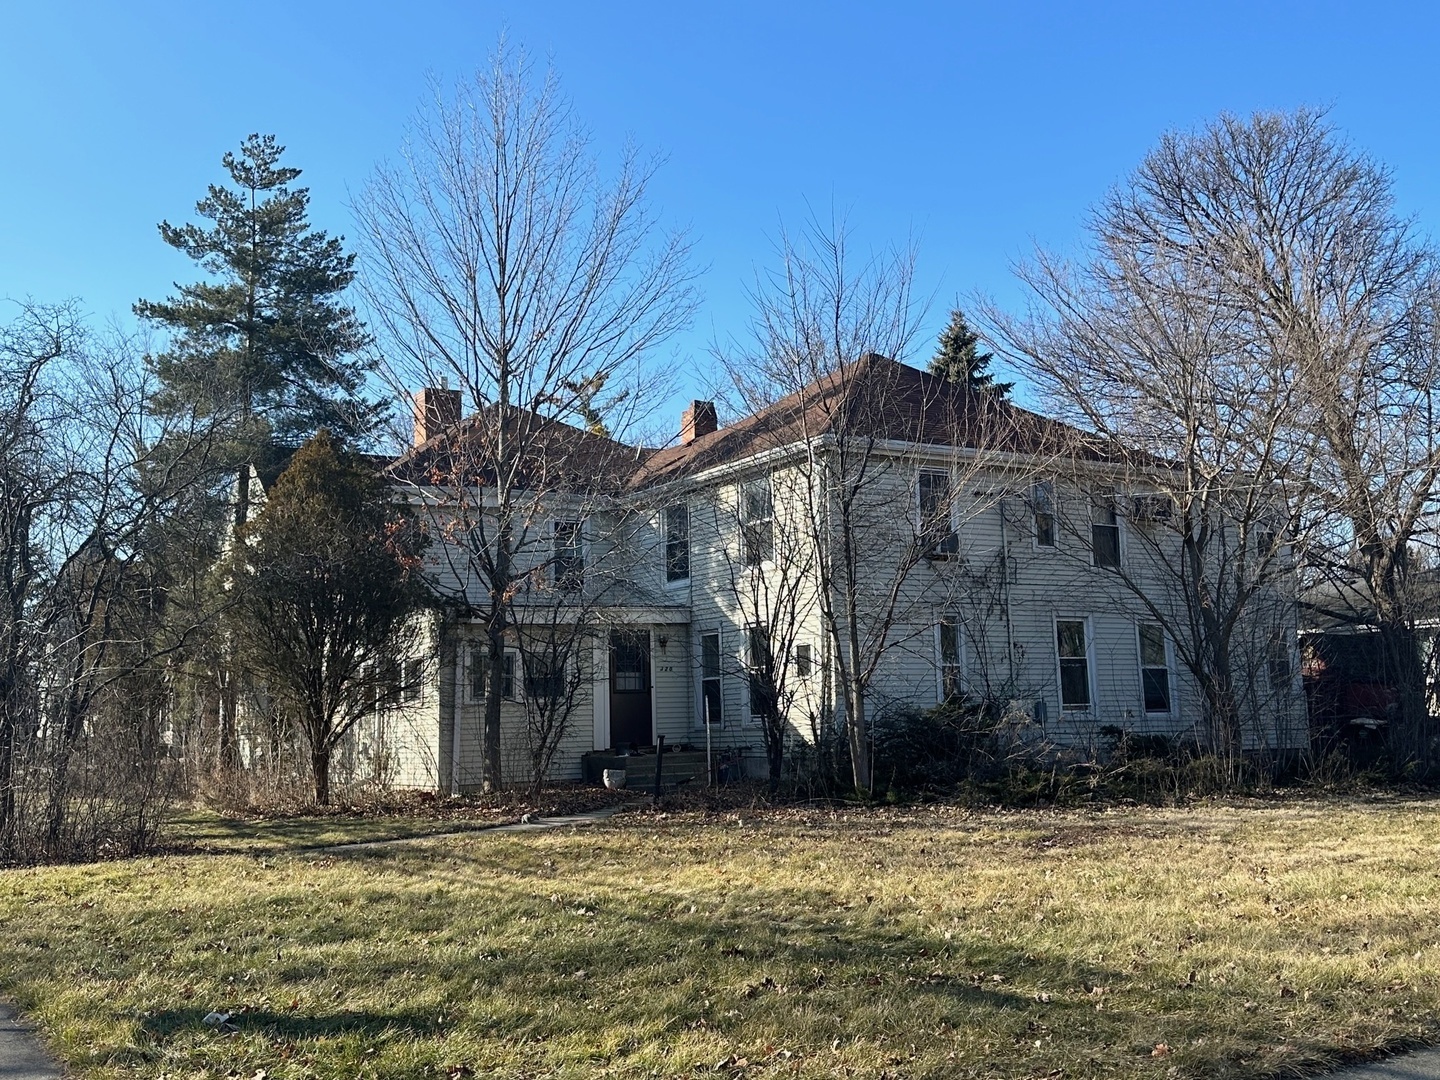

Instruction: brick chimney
[680,400,718,445]
[413,386,462,446]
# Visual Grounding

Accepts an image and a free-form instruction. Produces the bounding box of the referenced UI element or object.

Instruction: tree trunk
[0,674,16,858]
[312,746,331,805]
[1379,620,1428,774]
[483,621,505,794]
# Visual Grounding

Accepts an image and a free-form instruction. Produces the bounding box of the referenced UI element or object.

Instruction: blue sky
[4,1,1439,433]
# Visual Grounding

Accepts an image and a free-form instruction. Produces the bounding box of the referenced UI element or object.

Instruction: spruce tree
[136,134,379,448]
[929,308,1013,398]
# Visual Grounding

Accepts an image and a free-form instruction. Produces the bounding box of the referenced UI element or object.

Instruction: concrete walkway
[0,1003,60,1080]
[318,804,627,853]
[1321,1049,1440,1079]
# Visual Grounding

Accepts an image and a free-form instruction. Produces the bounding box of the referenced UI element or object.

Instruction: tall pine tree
[929,308,1012,397]
[136,134,379,449]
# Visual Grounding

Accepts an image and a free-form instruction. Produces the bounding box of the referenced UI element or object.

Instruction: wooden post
[653,735,666,802]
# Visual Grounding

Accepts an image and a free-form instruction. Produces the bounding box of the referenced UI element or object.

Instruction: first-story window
[794,642,814,678]
[1268,632,1293,689]
[747,624,775,719]
[553,521,584,591]
[524,652,567,702]
[466,645,515,703]
[665,503,690,582]
[401,658,424,703]
[700,631,723,725]
[1057,619,1091,710]
[938,616,962,701]
[1091,491,1120,567]
[1032,480,1055,547]
[1138,623,1171,714]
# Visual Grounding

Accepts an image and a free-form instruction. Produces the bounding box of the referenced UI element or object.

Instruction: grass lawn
[5,799,1440,1078]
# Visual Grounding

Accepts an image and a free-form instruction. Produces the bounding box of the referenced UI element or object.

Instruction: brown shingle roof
[383,357,1120,495]
[627,354,1106,490]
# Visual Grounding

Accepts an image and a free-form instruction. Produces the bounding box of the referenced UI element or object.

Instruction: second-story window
[553,521,584,591]
[918,469,959,556]
[741,476,773,566]
[1091,490,1120,568]
[665,503,690,582]
[1032,480,1056,547]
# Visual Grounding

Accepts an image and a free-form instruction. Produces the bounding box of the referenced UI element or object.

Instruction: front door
[609,628,652,749]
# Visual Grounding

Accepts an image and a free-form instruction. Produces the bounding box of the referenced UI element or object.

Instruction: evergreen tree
[929,308,1012,397]
[136,134,379,448]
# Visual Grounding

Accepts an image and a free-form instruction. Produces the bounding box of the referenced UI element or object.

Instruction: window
[553,521,584,591]
[1091,491,1120,567]
[664,504,690,582]
[741,477,773,566]
[794,642,813,678]
[918,469,959,555]
[611,632,649,693]
[525,653,566,702]
[938,617,962,701]
[700,632,723,725]
[1138,623,1171,714]
[1268,632,1293,689]
[401,658,424,703]
[1056,619,1091,710]
[466,646,515,703]
[747,624,775,719]
[1032,480,1055,547]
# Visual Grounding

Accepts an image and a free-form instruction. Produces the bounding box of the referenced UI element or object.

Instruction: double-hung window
[918,469,959,556]
[401,658,424,703]
[700,632,723,725]
[466,645,515,703]
[1138,623,1171,714]
[1268,632,1293,689]
[794,643,814,678]
[747,624,775,720]
[938,616,962,701]
[1091,491,1120,568]
[1032,480,1056,547]
[1056,619,1091,710]
[553,521,584,591]
[524,652,566,703]
[664,504,690,582]
[741,477,773,566]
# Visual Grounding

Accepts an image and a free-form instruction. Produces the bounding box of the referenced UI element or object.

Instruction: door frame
[601,626,655,749]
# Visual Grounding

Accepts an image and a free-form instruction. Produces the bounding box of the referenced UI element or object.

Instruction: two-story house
[363,355,1308,792]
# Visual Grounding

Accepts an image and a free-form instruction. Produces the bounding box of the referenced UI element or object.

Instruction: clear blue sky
[4,0,1439,432]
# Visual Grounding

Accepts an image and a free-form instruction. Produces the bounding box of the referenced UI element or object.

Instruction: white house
[361,355,1308,792]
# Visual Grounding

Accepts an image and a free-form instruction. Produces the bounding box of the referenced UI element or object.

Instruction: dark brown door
[609,629,652,749]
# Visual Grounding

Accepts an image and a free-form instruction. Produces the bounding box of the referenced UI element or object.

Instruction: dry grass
[4,798,1440,1078]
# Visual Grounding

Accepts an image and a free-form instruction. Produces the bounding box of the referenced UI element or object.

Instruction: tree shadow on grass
[137,1005,448,1041]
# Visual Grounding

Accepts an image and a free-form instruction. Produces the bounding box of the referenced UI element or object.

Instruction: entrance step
[583,750,710,788]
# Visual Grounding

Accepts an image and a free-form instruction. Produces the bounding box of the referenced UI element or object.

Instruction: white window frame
[1054,616,1094,713]
[1090,489,1122,568]
[746,623,772,724]
[916,467,960,556]
[793,642,814,679]
[697,628,724,728]
[935,615,964,703]
[664,503,690,584]
[1031,479,1056,549]
[1136,622,1173,716]
[1268,630,1294,691]
[552,519,585,591]
[464,644,518,704]
[739,476,774,567]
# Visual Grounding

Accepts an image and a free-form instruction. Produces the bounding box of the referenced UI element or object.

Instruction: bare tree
[723,215,1037,793]
[356,41,697,791]
[984,109,1438,768]
[1,302,225,862]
